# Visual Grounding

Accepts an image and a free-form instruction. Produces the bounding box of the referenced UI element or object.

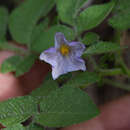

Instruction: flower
[39,32,86,80]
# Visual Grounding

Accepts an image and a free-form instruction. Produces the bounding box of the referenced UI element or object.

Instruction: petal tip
[82,66,86,71]
[55,32,64,36]
[54,32,68,47]
[52,71,59,80]
[39,52,45,61]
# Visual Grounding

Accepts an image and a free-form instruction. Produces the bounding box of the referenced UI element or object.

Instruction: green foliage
[63,72,100,88]
[56,0,87,25]
[15,54,37,77]
[4,124,25,130]
[31,79,58,98]
[9,0,55,44]
[30,18,49,44]
[77,1,115,33]
[0,41,25,53]
[109,0,130,30]
[82,32,100,45]
[1,0,130,128]
[56,73,72,84]
[31,25,74,53]
[0,96,37,127]
[26,123,44,130]
[100,68,123,76]
[35,86,99,127]
[84,41,120,55]
[0,53,37,76]
[0,7,8,40]
[0,41,14,50]
[0,55,22,73]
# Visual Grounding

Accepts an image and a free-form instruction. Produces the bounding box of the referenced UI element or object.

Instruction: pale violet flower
[40,32,86,80]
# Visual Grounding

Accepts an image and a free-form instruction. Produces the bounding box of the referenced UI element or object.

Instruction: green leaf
[82,32,100,45]
[63,72,100,88]
[30,19,49,44]
[109,0,130,30]
[57,73,72,84]
[0,41,14,50]
[4,124,25,130]
[31,25,74,53]
[84,41,120,55]
[26,123,44,130]
[56,0,87,25]
[35,86,99,127]
[77,1,115,33]
[0,7,8,40]
[15,54,37,77]
[31,79,58,98]
[43,72,52,81]
[0,41,27,55]
[0,96,37,127]
[13,0,23,5]
[9,0,55,44]
[0,55,22,73]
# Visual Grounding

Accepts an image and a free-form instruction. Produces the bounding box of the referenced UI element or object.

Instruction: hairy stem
[99,68,123,76]
[103,79,130,91]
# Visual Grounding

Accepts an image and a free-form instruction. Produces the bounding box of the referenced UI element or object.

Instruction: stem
[78,0,94,14]
[99,68,123,76]
[119,58,130,77]
[103,79,130,91]
[73,2,81,41]
[87,55,98,71]
[74,0,94,17]
[73,26,79,39]
[113,30,130,77]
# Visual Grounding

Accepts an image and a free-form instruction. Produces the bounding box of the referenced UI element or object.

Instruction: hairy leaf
[15,54,37,77]
[77,1,115,33]
[9,0,55,44]
[109,0,130,30]
[56,0,87,25]
[63,72,100,88]
[0,41,27,55]
[4,124,25,130]
[30,19,49,44]
[26,123,44,130]
[0,7,8,40]
[0,55,22,73]
[31,25,74,53]
[31,79,58,98]
[84,41,120,55]
[35,86,99,127]
[0,96,37,127]
[82,32,99,45]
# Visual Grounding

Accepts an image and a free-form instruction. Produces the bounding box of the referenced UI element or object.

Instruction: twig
[103,79,130,91]
[99,68,123,76]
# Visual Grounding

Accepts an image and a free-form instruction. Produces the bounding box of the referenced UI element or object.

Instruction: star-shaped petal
[40,32,86,80]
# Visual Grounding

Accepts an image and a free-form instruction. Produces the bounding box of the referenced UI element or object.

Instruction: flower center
[60,44,70,56]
